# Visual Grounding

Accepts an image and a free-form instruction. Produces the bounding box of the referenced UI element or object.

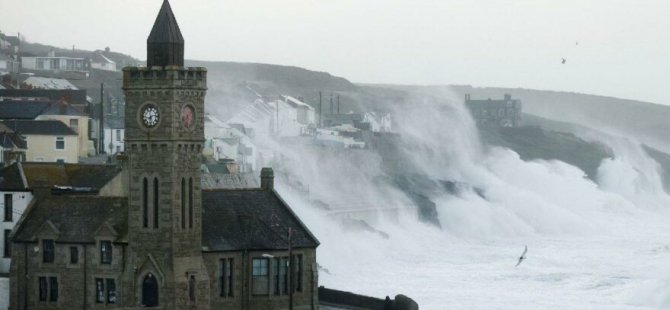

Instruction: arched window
[153,177,159,229]
[181,178,186,229]
[142,273,159,307]
[188,177,193,229]
[142,178,148,228]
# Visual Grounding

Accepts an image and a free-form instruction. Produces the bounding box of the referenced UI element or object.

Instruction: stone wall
[203,248,318,310]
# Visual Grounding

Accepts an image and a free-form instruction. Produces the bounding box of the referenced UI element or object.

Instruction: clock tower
[122,0,209,308]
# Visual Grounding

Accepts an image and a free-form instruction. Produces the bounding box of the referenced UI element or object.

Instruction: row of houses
[0,86,126,165]
[0,34,120,75]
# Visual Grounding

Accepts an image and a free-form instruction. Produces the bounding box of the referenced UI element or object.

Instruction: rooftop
[0,120,77,136]
[202,189,320,251]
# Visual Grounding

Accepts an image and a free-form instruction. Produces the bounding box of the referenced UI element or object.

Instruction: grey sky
[1,0,668,104]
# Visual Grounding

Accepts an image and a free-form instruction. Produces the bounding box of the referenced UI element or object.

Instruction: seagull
[561,58,567,64]
[515,245,528,267]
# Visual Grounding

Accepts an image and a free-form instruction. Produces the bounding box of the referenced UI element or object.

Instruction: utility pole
[329,93,333,114]
[99,83,105,154]
[276,98,280,135]
[288,227,293,310]
[318,92,322,128]
[337,95,340,114]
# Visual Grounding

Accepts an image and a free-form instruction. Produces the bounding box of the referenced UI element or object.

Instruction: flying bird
[561,58,567,64]
[515,245,528,267]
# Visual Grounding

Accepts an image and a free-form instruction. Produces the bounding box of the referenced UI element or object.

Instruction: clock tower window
[153,177,159,229]
[181,178,186,229]
[188,177,194,229]
[142,178,148,228]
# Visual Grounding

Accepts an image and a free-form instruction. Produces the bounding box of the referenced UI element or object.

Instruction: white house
[0,162,33,275]
[0,120,79,163]
[91,51,117,72]
[21,50,87,73]
[103,117,124,154]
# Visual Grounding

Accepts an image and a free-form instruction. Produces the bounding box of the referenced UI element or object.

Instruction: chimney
[504,94,512,101]
[260,167,274,191]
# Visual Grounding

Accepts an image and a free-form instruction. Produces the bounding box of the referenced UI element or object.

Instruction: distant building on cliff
[465,93,522,127]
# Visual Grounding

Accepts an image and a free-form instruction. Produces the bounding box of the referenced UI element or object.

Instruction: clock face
[181,105,195,129]
[141,105,160,128]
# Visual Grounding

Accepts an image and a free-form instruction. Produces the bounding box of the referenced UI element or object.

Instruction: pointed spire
[147,0,184,67]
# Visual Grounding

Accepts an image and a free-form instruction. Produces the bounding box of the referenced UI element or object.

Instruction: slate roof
[21,162,121,189]
[0,163,27,191]
[12,196,127,243]
[0,89,87,106]
[0,162,121,191]
[0,101,52,119]
[23,77,78,90]
[42,101,86,116]
[202,189,319,252]
[0,120,77,136]
[148,0,184,43]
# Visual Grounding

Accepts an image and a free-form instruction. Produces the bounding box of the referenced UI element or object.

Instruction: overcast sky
[1,0,668,104]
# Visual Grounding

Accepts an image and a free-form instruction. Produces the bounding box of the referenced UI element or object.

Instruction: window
[100,241,112,264]
[38,276,58,302]
[115,129,121,142]
[39,277,48,301]
[188,275,196,302]
[4,229,11,258]
[220,258,233,297]
[43,240,55,263]
[4,193,12,221]
[96,278,105,303]
[153,178,159,229]
[55,137,65,150]
[50,59,59,70]
[293,254,303,292]
[50,277,58,301]
[107,279,117,304]
[69,119,79,133]
[69,246,78,264]
[95,278,117,304]
[252,258,269,295]
[142,178,148,228]
[37,59,44,69]
[181,178,186,229]
[188,178,193,229]
[273,257,288,295]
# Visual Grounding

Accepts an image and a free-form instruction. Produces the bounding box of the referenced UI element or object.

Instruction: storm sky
[1,0,668,104]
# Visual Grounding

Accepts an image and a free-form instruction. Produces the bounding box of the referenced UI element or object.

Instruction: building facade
[8,1,319,309]
[0,120,79,163]
[464,94,523,127]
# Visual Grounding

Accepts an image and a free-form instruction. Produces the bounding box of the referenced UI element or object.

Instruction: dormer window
[42,239,55,263]
[100,241,112,264]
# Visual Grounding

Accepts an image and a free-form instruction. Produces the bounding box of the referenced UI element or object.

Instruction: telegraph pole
[337,95,340,114]
[288,227,293,310]
[318,92,322,128]
[99,83,105,154]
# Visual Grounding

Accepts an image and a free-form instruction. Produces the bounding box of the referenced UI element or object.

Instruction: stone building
[464,94,522,127]
[8,1,319,309]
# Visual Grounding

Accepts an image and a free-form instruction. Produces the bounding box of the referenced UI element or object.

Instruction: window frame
[55,136,65,150]
[220,258,234,298]
[251,258,269,296]
[3,193,12,222]
[3,229,11,258]
[42,239,55,263]
[100,240,112,265]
